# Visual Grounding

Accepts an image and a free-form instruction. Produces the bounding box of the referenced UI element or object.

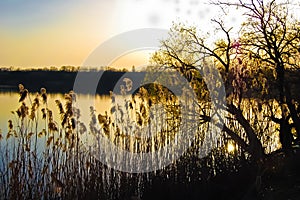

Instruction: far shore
[0,69,299,99]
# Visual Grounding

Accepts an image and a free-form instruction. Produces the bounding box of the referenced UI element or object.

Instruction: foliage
[151,0,300,160]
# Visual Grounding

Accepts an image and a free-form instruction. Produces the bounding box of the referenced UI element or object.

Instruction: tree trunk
[227,103,265,160]
[284,84,300,139]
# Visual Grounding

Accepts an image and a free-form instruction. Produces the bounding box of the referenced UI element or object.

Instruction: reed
[0,82,280,199]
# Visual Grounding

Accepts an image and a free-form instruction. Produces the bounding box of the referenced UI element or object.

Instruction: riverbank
[1,69,300,99]
[0,70,145,94]
[142,149,300,200]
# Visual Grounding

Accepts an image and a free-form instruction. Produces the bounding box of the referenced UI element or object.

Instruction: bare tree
[151,0,300,167]
[214,0,300,152]
[151,22,266,161]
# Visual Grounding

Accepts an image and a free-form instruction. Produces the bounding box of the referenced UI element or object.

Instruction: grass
[0,81,284,199]
[0,83,190,199]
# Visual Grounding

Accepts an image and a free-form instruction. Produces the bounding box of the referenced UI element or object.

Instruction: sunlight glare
[227,142,235,153]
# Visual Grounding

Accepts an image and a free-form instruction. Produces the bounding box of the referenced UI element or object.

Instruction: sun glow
[227,142,236,153]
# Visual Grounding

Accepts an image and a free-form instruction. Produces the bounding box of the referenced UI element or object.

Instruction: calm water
[0,92,281,153]
[0,92,112,136]
[0,91,282,199]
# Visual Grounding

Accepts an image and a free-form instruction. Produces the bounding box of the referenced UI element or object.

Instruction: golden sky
[1,0,297,70]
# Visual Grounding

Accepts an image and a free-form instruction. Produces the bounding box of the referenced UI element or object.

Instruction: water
[0,91,281,164]
[0,91,282,199]
[0,92,111,135]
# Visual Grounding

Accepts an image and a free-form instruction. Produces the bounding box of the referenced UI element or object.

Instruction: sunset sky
[0,0,298,70]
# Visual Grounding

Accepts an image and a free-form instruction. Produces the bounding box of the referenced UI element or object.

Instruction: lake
[0,90,282,155]
[0,92,112,135]
[0,89,283,199]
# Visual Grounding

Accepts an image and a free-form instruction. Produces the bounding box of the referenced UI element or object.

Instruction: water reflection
[0,89,282,199]
[0,92,112,135]
[0,91,281,160]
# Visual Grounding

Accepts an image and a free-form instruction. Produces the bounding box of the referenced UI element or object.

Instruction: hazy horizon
[1,0,298,70]
[0,0,247,70]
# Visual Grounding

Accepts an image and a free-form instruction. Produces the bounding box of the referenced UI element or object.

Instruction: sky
[0,0,298,70]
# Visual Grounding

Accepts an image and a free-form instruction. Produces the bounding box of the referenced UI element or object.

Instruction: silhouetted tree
[215,0,300,152]
[152,0,300,159]
[152,22,265,161]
